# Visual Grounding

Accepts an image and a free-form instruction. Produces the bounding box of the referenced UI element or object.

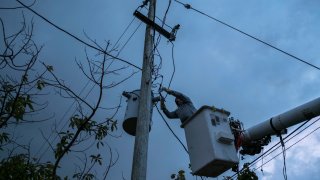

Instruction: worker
[160,87,197,123]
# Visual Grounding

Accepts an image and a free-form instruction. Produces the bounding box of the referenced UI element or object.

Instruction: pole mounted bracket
[134,10,179,41]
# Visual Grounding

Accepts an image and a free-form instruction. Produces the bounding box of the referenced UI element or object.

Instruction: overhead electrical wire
[34,80,91,158]
[248,119,310,167]
[161,0,172,29]
[253,122,320,172]
[150,6,199,180]
[231,119,311,178]
[157,104,206,180]
[249,117,320,169]
[173,0,320,71]
[17,1,319,179]
[231,117,320,179]
[154,16,173,29]
[37,77,104,161]
[0,0,35,10]
[16,0,141,70]
[118,22,143,53]
[155,105,189,153]
[151,46,164,90]
[168,42,176,89]
[143,7,173,30]
[35,15,143,160]
[154,1,319,179]
[149,0,176,93]
[37,28,142,161]
[149,0,177,98]
[113,17,137,49]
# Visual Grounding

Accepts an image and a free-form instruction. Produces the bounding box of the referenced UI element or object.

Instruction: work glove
[160,87,167,92]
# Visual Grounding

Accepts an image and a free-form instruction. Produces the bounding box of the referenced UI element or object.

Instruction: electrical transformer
[122,90,141,136]
[122,90,153,136]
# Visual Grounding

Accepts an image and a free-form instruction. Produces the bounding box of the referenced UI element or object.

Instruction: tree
[237,163,258,180]
[0,13,58,179]
[0,3,136,178]
[0,154,57,179]
[170,170,186,180]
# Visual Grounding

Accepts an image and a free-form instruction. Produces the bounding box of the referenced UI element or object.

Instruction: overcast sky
[1,0,320,179]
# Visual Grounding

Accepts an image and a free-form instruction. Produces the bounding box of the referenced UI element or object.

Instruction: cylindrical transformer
[122,90,152,136]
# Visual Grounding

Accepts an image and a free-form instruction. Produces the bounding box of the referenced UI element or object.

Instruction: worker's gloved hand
[160,87,167,92]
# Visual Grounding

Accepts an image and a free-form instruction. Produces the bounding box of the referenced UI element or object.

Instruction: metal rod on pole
[131,0,156,180]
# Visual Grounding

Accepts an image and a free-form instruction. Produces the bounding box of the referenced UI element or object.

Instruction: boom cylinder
[243,97,320,143]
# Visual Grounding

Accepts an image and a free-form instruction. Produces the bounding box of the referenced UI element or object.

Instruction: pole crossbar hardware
[134,10,178,41]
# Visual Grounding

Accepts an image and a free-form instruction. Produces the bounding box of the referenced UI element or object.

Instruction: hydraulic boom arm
[242,97,320,144]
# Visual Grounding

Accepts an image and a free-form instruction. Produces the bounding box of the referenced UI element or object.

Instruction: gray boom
[243,97,320,143]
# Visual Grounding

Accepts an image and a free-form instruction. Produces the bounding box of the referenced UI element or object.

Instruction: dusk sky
[1,0,320,179]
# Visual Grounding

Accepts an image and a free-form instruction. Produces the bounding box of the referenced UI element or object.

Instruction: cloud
[254,121,320,180]
[259,160,276,180]
[286,129,320,176]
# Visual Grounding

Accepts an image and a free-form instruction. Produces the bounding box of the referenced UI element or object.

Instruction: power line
[156,105,208,180]
[161,0,172,28]
[155,105,189,154]
[143,3,174,30]
[151,0,176,93]
[173,0,320,71]
[118,22,143,54]
[250,117,320,169]
[16,0,141,70]
[35,15,143,161]
[231,117,320,179]
[248,119,310,168]
[150,0,174,92]
[231,119,310,178]
[0,0,35,10]
[113,17,137,49]
[168,42,176,89]
[154,16,173,29]
[37,81,96,161]
[34,80,91,158]
[253,123,320,172]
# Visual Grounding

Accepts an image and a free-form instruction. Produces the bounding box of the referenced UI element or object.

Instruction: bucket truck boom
[242,97,320,144]
[178,97,320,177]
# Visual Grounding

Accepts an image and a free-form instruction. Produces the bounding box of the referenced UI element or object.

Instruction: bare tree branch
[0,0,36,10]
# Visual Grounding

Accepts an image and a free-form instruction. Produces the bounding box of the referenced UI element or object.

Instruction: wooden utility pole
[131,0,156,180]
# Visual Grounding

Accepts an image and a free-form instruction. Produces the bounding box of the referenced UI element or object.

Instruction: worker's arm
[162,87,192,103]
[161,99,178,119]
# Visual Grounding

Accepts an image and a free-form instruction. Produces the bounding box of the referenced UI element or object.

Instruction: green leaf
[111,120,118,131]
[36,80,45,90]
[0,154,58,179]
[27,102,34,111]
[5,96,29,121]
[26,95,34,111]
[0,132,10,144]
[3,83,14,92]
[22,74,28,83]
